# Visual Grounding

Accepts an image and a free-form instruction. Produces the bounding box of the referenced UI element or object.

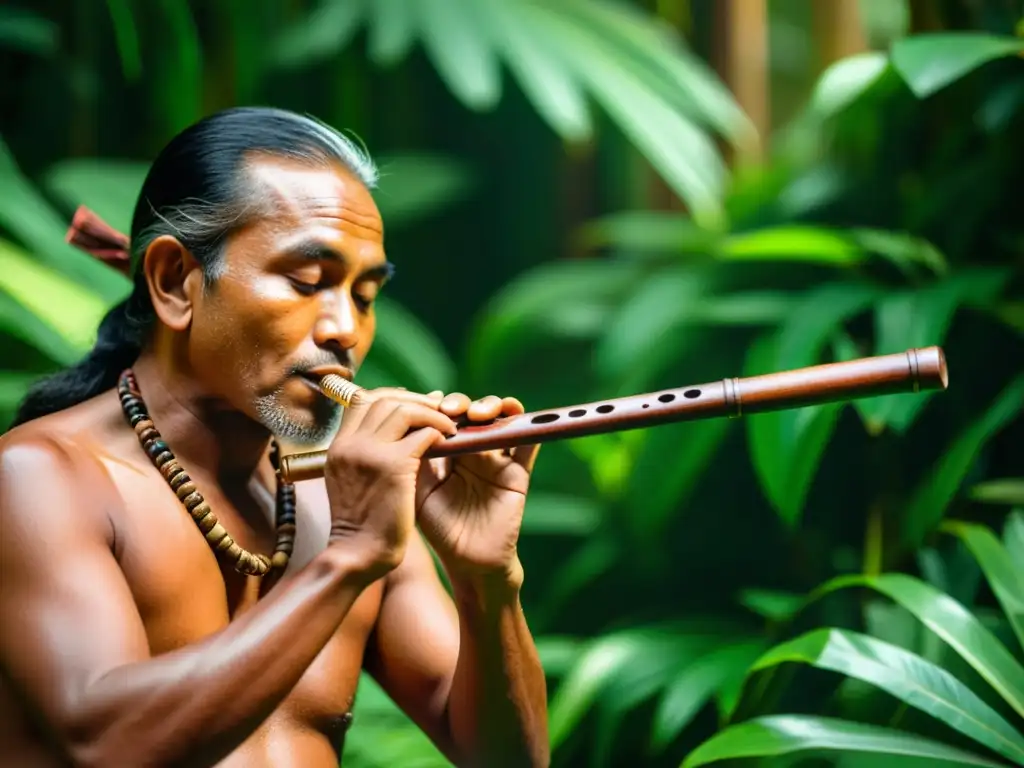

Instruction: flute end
[912,346,948,391]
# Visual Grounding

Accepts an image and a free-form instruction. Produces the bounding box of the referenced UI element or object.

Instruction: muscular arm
[364,533,549,768]
[0,437,374,768]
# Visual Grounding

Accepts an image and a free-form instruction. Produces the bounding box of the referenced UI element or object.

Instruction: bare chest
[103,459,381,735]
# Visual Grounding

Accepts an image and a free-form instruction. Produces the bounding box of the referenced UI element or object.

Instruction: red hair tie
[65,205,131,276]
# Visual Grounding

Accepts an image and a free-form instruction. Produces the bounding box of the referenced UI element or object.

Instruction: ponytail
[10,290,152,427]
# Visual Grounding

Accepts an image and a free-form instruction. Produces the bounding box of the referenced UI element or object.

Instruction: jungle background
[2,0,1023,766]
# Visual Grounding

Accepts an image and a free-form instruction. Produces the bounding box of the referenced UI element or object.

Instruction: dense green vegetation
[2,1,1022,766]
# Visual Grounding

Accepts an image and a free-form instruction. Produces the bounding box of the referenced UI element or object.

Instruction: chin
[253,393,341,449]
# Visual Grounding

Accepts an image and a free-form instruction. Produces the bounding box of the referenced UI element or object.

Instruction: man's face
[187,155,391,446]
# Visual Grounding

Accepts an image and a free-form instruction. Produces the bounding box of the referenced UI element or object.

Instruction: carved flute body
[279,346,947,483]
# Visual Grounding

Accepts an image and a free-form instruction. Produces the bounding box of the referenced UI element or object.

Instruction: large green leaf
[0,139,128,303]
[271,0,367,69]
[372,153,476,228]
[44,159,148,236]
[682,715,1009,767]
[1006,511,1024,571]
[942,520,1024,654]
[891,33,1024,98]
[548,621,744,750]
[650,641,766,752]
[747,627,1024,764]
[813,573,1024,721]
[745,282,880,526]
[902,375,1024,549]
[970,479,1024,507]
[0,288,81,367]
[809,51,890,117]
[856,268,1009,435]
[0,239,108,353]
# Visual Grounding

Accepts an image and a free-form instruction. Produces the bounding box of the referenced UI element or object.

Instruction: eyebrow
[287,241,395,281]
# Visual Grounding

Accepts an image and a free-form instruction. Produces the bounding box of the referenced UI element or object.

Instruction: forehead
[239,154,384,258]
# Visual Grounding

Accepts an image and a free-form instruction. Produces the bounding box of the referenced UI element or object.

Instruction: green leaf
[1005,511,1024,571]
[624,418,731,544]
[43,158,148,236]
[650,642,765,751]
[748,628,1024,764]
[745,283,880,526]
[810,51,890,117]
[519,492,603,536]
[575,211,717,255]
[271,0,367,68]
[813,573,1024,721]
[849,229,949,276]
[534,4,729,228]
[891,33,1024,98]
[717,225,863,266]
[365,296,456,394]
[0,288,81,366]
[970,479,1024,506]
[489,0,592,141]
[856,268,1009,434]
[737,588,806,622]
[365,0,417,66]
[682,715,1009,767]
[466,260,648,383]
[414,0,502,111]
[0,7,58,56]
[941,520,1024,654]
[0,239,108,353]
[902,375,1024,549]
[0,138,128,303]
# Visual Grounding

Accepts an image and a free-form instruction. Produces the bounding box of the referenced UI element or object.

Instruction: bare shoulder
[0,414,120,547]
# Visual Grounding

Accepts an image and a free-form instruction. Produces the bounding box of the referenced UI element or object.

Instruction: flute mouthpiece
[320,374,362,407]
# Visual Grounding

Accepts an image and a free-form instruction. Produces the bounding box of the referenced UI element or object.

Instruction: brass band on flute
[279,346,948,484]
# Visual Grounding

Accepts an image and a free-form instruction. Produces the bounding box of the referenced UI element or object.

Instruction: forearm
[445,568,550,768]
[69,546,372,768]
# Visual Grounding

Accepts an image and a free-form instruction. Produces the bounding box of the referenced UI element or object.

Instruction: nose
[312,292,359,352]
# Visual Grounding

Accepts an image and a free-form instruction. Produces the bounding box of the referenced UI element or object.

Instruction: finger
[466,395,504,422]
[500,396,526,416]
[398,427,449,459]
[375,402,457,442]
[511,442,542,473]
[438,391,472,418]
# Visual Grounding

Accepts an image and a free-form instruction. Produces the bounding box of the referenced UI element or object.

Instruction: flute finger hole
[568,409,586,418]
[596,405,614,413]
[684,389,701,399]
[532,413,559,424]
[658,394,676,403]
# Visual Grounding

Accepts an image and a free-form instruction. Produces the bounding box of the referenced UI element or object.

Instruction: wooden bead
[224,541,243,562]
[170,472,191,491]
[271,551,289,569]
[197,511,218,533]
[190,502,212,523]
[204,522,228,546]
[215,535,235,553]
[160,460,182,481]
[175,481,197,500]
[181,492,203,511]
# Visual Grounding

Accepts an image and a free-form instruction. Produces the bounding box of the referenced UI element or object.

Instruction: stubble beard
[254,385,343,448]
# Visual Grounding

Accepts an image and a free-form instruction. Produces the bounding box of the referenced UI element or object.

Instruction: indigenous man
[0,107,549,767]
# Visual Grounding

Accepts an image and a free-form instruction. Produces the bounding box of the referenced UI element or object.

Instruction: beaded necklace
[117,369,296,577]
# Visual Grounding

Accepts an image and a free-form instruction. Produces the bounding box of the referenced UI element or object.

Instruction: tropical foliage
[2,1,1022,766]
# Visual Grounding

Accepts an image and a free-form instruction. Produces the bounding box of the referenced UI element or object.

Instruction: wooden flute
[278,346,948,483]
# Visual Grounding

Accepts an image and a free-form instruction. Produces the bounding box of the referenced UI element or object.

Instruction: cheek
[191,278,314,371]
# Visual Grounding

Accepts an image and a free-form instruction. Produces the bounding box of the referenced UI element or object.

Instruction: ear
[143,235,204,332]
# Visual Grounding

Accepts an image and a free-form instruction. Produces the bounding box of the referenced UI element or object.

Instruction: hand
[322,388,457,581]
[414,391,540,587]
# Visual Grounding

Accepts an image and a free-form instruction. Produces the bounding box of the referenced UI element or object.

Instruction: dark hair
[11,107,378,427]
